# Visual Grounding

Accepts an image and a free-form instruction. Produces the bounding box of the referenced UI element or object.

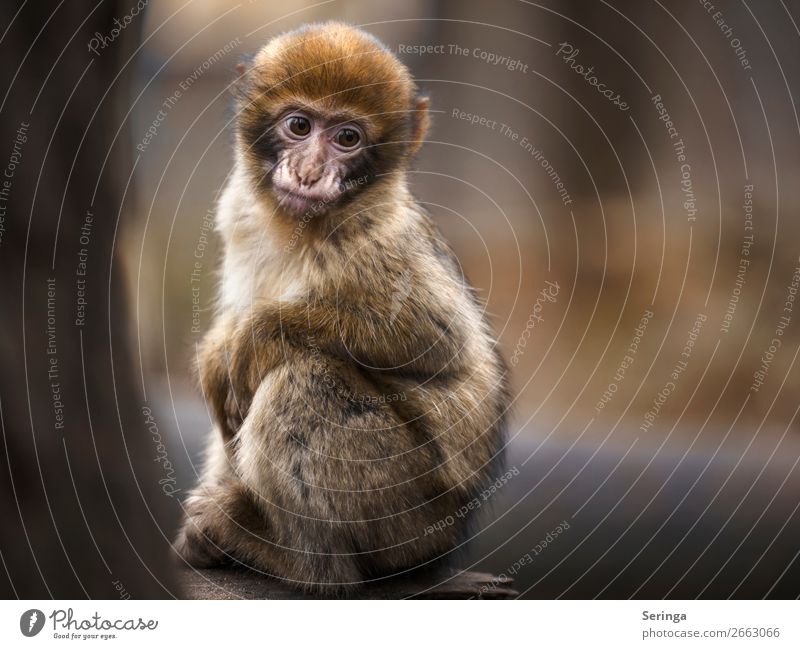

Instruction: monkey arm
[199,292,470,438]
[231,293,468,379]
[196,310,298,440]
[196,315,245,441]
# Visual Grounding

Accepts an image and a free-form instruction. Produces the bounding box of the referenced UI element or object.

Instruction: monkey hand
[198,308,290,440]
[196,314,257,440]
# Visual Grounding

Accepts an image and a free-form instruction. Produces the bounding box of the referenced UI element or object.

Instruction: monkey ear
[231,55,254,100]
[408,94,430,156]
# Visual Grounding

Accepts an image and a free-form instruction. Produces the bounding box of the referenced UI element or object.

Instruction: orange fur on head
[237,22,428,164]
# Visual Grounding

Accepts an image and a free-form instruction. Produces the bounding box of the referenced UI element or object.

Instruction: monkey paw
[173,498,229,568]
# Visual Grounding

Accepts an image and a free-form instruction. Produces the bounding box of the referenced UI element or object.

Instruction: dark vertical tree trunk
[0,1,177,598]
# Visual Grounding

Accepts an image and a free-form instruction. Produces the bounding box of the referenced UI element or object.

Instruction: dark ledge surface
[180,566,518,599]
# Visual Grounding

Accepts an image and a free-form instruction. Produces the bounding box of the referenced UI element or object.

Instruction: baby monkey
[176,22,510,592]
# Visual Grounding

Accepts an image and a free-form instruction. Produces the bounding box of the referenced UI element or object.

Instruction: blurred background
[3,0,800,599]
[125,0,800,597]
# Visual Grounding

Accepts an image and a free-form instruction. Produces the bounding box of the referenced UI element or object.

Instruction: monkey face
[234,23,430,220]
[261,108,368,217]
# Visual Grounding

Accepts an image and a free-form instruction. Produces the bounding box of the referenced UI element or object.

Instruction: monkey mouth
[272,187,340,217]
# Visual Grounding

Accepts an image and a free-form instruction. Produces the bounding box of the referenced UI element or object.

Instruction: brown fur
[175,22,510,593]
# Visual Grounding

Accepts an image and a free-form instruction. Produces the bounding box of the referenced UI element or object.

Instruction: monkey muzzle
[271,156,346,218]
[272,185,340,217]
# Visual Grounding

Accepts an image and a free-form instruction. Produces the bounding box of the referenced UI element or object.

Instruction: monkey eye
[286,115,311,137]
[334,127,361,149]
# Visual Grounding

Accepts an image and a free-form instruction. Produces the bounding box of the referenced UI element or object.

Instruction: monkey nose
[297,164,323,187]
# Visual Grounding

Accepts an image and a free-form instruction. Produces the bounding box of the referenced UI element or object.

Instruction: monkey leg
[175,434,364,592]
[179,346,500,590]
[228,350,470,582]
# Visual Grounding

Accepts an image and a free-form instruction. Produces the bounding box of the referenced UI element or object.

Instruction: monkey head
[234,22,429,218]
